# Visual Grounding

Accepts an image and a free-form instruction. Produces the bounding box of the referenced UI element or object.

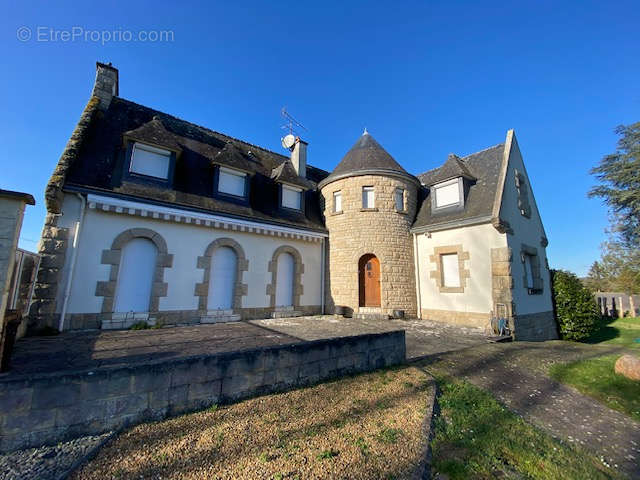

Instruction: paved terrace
[4,316,491,377]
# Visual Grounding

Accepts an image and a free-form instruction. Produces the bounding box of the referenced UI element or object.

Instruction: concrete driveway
[251,315,493,359]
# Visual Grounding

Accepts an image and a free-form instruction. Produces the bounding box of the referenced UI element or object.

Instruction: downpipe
[58,193,86,332]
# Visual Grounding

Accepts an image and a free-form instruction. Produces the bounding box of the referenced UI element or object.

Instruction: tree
[583,260,612,292]
[589,122,640,248]
[551,269,600,341]
[599,240,640,294]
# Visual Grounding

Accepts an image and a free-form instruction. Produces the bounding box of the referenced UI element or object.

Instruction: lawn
[547,316,640,422]
[585,316,640,349]
[430,376,621,480]
[549,354,640,422]
[72,366,433,480]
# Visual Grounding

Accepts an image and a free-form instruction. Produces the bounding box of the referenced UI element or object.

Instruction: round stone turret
[319,132,420,317]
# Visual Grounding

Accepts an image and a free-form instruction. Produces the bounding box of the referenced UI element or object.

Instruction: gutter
[58,193,86,332]
[317,168,421,190]
[64,184,329,236]
[410,214,493,235]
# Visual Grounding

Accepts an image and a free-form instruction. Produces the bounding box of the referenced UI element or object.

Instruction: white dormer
[433,177,464,210]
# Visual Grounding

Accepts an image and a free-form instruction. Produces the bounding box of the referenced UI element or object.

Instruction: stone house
[30,63,557,340]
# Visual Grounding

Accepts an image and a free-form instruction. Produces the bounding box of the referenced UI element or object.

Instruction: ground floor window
[114,238,157,313]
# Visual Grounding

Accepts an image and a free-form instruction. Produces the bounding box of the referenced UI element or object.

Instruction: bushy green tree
[551,269,600,341]
[589,122,640,248]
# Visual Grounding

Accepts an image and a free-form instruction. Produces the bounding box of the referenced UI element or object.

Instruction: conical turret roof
[320,132,411,187]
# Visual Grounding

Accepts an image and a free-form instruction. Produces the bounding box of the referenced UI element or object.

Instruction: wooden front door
[359,254,381,307]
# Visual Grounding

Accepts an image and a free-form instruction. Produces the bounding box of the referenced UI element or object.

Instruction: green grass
[431,376,620,480]
[550,355,640,422]
[585,316,640,348]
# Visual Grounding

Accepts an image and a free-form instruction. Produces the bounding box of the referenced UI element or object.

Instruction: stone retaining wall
[0,330,405,452]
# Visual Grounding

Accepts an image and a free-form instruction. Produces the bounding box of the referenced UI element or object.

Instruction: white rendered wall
[65,200,323,314]
[416,223,507,315]
[499,136,553,315]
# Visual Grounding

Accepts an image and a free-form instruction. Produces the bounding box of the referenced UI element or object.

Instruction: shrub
[129,321,150,330]
[551,269,600,341]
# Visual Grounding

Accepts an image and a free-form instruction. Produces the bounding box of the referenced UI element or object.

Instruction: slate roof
[320,132,412,186]
[270,161,316,190]
[64,97,329,232]
[0,189,35,205]
[412,144,505,231]
[423,153,477,185]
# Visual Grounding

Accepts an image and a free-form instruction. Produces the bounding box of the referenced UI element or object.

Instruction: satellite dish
[281,134,296,150]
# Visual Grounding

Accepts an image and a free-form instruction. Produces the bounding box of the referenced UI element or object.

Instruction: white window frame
[362,186,375,209]
[217,166,247,198]
[395,188,405,212]
[333,190,342,213]
[129,142,171,180]
[433,178,462,209]
[282,184,303,211]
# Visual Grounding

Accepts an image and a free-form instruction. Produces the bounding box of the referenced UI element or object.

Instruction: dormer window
[434,178,462,208]
[217,166,247,198]
[130,143,171,180]
[281,184,302,210]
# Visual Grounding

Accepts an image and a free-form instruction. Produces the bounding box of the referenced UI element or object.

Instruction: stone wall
[420,308,490,329]
[320,175,418,316]
[0,199,25,323]
[29,214,70,331]
[512,310,558,341]
[0,330,405,452]
[490,246,514,321]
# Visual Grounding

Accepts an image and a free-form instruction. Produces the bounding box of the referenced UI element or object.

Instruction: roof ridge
[417,142,504,178]
[461,142,504,159]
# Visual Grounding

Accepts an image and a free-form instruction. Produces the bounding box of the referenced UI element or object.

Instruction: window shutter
[441,253,460,287]
[395,188,404,211]
[130,144,171,179]
[282,185,302,210]
[218,168,246,197]
[435,182,460,208]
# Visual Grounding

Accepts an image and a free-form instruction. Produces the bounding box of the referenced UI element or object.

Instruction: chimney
[291,137,307,177]
[91,62,119,110]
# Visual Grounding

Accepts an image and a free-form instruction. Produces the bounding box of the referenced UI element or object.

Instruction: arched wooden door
[275,252,295,307]
[114,238,157,313]
[359,254,381,307]
[207,247,237,310]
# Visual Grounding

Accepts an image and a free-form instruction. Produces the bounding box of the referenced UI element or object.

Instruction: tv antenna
[280,108,307,151]
[281,107,307,136]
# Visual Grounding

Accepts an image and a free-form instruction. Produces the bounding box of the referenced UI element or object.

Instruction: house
[29,63,557,341]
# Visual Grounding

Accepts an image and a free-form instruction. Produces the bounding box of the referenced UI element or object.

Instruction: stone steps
[271,310,303,319]
[353,313,391,321]
[200,314,241,324]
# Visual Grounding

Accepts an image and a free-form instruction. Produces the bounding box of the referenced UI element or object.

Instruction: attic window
[282,185,302,210]
[130,143,171,179]
[433,178,462,209]
[218,167,247,198]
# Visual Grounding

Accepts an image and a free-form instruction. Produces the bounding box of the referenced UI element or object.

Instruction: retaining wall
[0,330,405,452]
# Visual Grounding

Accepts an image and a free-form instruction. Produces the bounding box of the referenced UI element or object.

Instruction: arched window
[114,238,158,313]
[275,252,295,307]
[207,246,238,310]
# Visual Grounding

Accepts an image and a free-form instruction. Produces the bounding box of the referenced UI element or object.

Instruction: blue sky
[1,1,638,276]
